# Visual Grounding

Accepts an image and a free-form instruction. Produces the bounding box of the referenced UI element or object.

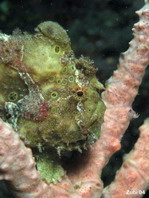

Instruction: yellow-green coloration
[0,21,105,152]
[0,21,105,182]
[35,152,65,183]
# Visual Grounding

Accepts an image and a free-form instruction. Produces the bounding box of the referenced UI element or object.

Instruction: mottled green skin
[0,21,105,154]
[0,21,105,182]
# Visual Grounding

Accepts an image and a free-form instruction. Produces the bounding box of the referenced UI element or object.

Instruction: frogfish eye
[77,91,84,97]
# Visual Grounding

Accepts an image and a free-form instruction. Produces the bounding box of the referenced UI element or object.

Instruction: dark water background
[0,0,149,197]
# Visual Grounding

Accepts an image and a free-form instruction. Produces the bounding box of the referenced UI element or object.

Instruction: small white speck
[0,33,10,41]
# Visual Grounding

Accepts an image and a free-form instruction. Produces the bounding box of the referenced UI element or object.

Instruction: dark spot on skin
[8,92,18,101]
[62,79,67,85]
[55,46,60,53]
[76,63,83,70]
[77,91,83,97]
[52,132,61,140]
[68,76,74,82]
[51,91,58,99]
